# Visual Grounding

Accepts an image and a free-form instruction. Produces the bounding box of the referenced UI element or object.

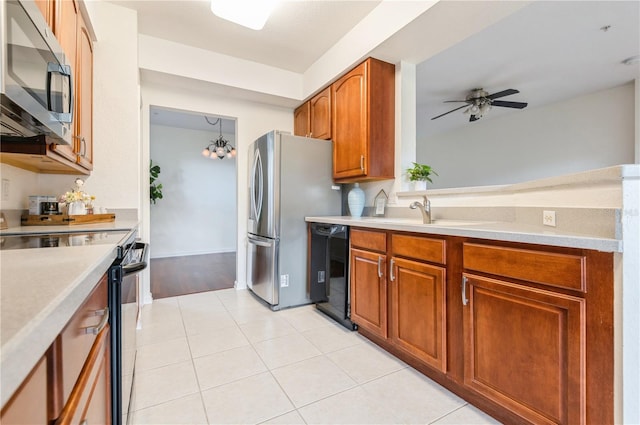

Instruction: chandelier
[202,116,236,160]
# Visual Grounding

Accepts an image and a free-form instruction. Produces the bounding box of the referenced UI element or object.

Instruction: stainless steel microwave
[1,0,73,145]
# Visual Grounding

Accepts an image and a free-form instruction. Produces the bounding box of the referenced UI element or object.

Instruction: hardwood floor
[150,252,236,299]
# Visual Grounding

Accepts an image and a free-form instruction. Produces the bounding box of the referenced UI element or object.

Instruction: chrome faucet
[410,195,431,224]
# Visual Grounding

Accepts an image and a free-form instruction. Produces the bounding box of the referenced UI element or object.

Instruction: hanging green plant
[150,160,163,204]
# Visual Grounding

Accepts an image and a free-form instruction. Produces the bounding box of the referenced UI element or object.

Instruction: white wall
[149,124,236,258]
[141,77,293,300]
[418,83,636,189]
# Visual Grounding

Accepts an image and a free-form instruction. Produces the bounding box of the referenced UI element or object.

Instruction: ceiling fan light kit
[432,88,528,122]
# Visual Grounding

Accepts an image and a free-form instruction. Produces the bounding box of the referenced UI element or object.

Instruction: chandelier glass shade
[202,116,236,160]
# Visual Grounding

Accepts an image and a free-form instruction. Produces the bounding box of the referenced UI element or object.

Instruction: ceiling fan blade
[491,100,528,109]
[469,114,480,122]
[487,89,519,100]
[431,104,468,120]
[443,100,469,103]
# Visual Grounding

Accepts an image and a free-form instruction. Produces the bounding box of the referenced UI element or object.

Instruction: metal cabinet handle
[389,258,395,281]
[360,155,365,172]
[85,307,109,335]
[462,276,469,306]
[80,136,86,157]
[377,256,383,278]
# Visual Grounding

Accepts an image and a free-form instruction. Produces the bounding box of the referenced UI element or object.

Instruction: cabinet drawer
[59,275,109,402]
[1,356,48,423]
[351,228,386,252]
[463,243,586,292]
[391,234,445,264]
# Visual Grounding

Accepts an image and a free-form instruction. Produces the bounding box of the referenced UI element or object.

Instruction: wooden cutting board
[21,213,116,226]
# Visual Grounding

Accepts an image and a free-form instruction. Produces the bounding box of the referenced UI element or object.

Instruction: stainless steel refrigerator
[247,130,341,310]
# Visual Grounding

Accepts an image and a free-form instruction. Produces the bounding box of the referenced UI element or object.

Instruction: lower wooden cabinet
[0,275,111,424]
[390,258,446,372]
[0,357,49,424]
[347,229,613,425]
[350,247,387,338]
[462,273,585,425]
[55,325,111,425]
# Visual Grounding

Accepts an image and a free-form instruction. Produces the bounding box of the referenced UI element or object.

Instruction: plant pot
[413,180,427,191]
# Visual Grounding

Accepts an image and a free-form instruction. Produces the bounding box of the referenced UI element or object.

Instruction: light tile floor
[131,288,501,424]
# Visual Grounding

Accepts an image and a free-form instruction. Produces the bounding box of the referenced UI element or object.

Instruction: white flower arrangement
[58,178,95,206]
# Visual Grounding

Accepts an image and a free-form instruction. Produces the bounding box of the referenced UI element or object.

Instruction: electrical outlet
[1,179,9,201]
[543,210,556,227]
[280,274,289,287]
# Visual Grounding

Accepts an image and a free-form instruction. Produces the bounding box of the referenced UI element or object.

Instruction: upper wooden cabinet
[332,58,395,182]
[1,0,94,175]
[293,101,310,138]
[294,87,332,140]
[75,11,93,171]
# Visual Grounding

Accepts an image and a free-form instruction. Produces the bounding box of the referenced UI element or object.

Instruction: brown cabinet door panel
[294,102,310,137]
[332,61,368,179]
[463,273,585,425]
[310,87,331,140]
[76,14,93,171]
[350,248,387,338]
[391,258,446,371]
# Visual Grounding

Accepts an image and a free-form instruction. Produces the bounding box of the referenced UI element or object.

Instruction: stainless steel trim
[85,307,109,335]
[462,276,469,306]
[390,258,395,281]
[377,256,383,278]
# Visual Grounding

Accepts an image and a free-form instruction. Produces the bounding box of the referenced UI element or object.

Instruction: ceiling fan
[431,88,528,122]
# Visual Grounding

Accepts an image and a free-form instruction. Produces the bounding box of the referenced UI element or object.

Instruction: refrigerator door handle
[248,234,273,248]
[251,150,264,223]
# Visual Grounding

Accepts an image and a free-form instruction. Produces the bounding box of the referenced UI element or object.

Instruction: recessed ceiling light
[622,55,640,66]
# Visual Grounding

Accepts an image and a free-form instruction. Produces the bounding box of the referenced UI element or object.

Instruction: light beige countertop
[0,224,138,408]
[305,216,622,252]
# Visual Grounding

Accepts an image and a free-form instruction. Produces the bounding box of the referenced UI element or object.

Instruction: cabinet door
[0,357,48,424]
[34,0,54,26]
[390,257,446,372]
[310,87,331,140]
[463,273,585,425]
[55,325,111,425]
[76,12,93,170]
[293,102,310,137]
[350,247,387,338]
[332,61,368,180]
[50,0,79,163]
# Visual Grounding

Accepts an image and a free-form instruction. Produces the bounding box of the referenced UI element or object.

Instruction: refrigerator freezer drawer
[247,235,279,305]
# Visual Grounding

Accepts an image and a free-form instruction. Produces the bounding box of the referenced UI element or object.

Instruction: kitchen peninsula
[307,164,639,425]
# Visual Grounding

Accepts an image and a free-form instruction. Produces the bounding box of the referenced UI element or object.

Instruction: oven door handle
[123,242,149,276]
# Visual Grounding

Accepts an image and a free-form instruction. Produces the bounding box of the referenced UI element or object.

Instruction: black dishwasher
[309,223,356,330]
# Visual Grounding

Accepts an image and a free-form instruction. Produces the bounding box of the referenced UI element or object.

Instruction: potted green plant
[150,160,163,204]
[406,162,438,190]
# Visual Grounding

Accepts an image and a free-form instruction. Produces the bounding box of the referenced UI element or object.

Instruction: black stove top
[0,230,132,251]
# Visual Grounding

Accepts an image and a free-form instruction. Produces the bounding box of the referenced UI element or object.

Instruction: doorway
[148,106,237,298]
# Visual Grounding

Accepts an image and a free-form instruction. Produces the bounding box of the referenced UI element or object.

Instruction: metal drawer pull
[85,307,109,335]
[377,256,383,278]
[389,258,395,281]
[462,276,469,306]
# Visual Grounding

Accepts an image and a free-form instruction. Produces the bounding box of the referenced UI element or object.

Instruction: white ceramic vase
[348,183,365,218]
[68,201,87,215]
